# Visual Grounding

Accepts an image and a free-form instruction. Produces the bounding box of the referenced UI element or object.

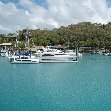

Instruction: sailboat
[10,28,39,64]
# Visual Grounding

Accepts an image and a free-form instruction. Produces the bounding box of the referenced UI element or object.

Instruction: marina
[0,0,111,111]
[0,43,80,63]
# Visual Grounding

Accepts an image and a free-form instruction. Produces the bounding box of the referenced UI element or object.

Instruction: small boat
[0,50,8,57]
[103,53,111,56]
[102,51,111,56]
[10,56,39,64]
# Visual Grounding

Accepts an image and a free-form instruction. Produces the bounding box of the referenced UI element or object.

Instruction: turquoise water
[0,54,111,111]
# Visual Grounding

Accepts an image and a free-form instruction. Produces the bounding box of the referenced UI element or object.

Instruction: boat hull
[39,55,78,63]
[10,58,39,64]
[39,60,78,63]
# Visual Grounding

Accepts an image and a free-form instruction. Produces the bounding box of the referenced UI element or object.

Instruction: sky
[0,0,111,34]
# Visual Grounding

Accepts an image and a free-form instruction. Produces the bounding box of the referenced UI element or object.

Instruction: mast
[16,25,19,48]
[25,28,30,49]
[16,25,20,55]
[25,28,31,58]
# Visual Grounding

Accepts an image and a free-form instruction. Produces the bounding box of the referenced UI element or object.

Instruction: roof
[34,46,44,49]
[0,43,12,46]
[30,48,37,51]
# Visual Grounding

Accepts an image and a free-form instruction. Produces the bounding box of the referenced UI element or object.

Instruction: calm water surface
[0,54,111,111]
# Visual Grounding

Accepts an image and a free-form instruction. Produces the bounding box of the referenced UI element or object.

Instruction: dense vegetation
[0,22,111,49]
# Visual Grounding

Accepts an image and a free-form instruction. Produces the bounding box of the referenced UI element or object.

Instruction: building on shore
[0,43,12,50]
[0,43,13,56]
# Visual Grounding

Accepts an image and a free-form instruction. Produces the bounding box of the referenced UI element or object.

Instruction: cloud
[0,0,111,34]
[0,1,30,34]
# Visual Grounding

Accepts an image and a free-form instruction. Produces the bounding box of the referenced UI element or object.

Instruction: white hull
[39,60,78,63]
[11,61,39,64]
[10,58,39,64]
[39,54,78,63]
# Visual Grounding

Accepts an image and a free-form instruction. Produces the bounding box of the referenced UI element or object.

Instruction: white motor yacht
[38,48,78,63]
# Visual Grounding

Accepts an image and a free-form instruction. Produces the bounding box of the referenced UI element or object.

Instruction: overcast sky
[0,0,111,34]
